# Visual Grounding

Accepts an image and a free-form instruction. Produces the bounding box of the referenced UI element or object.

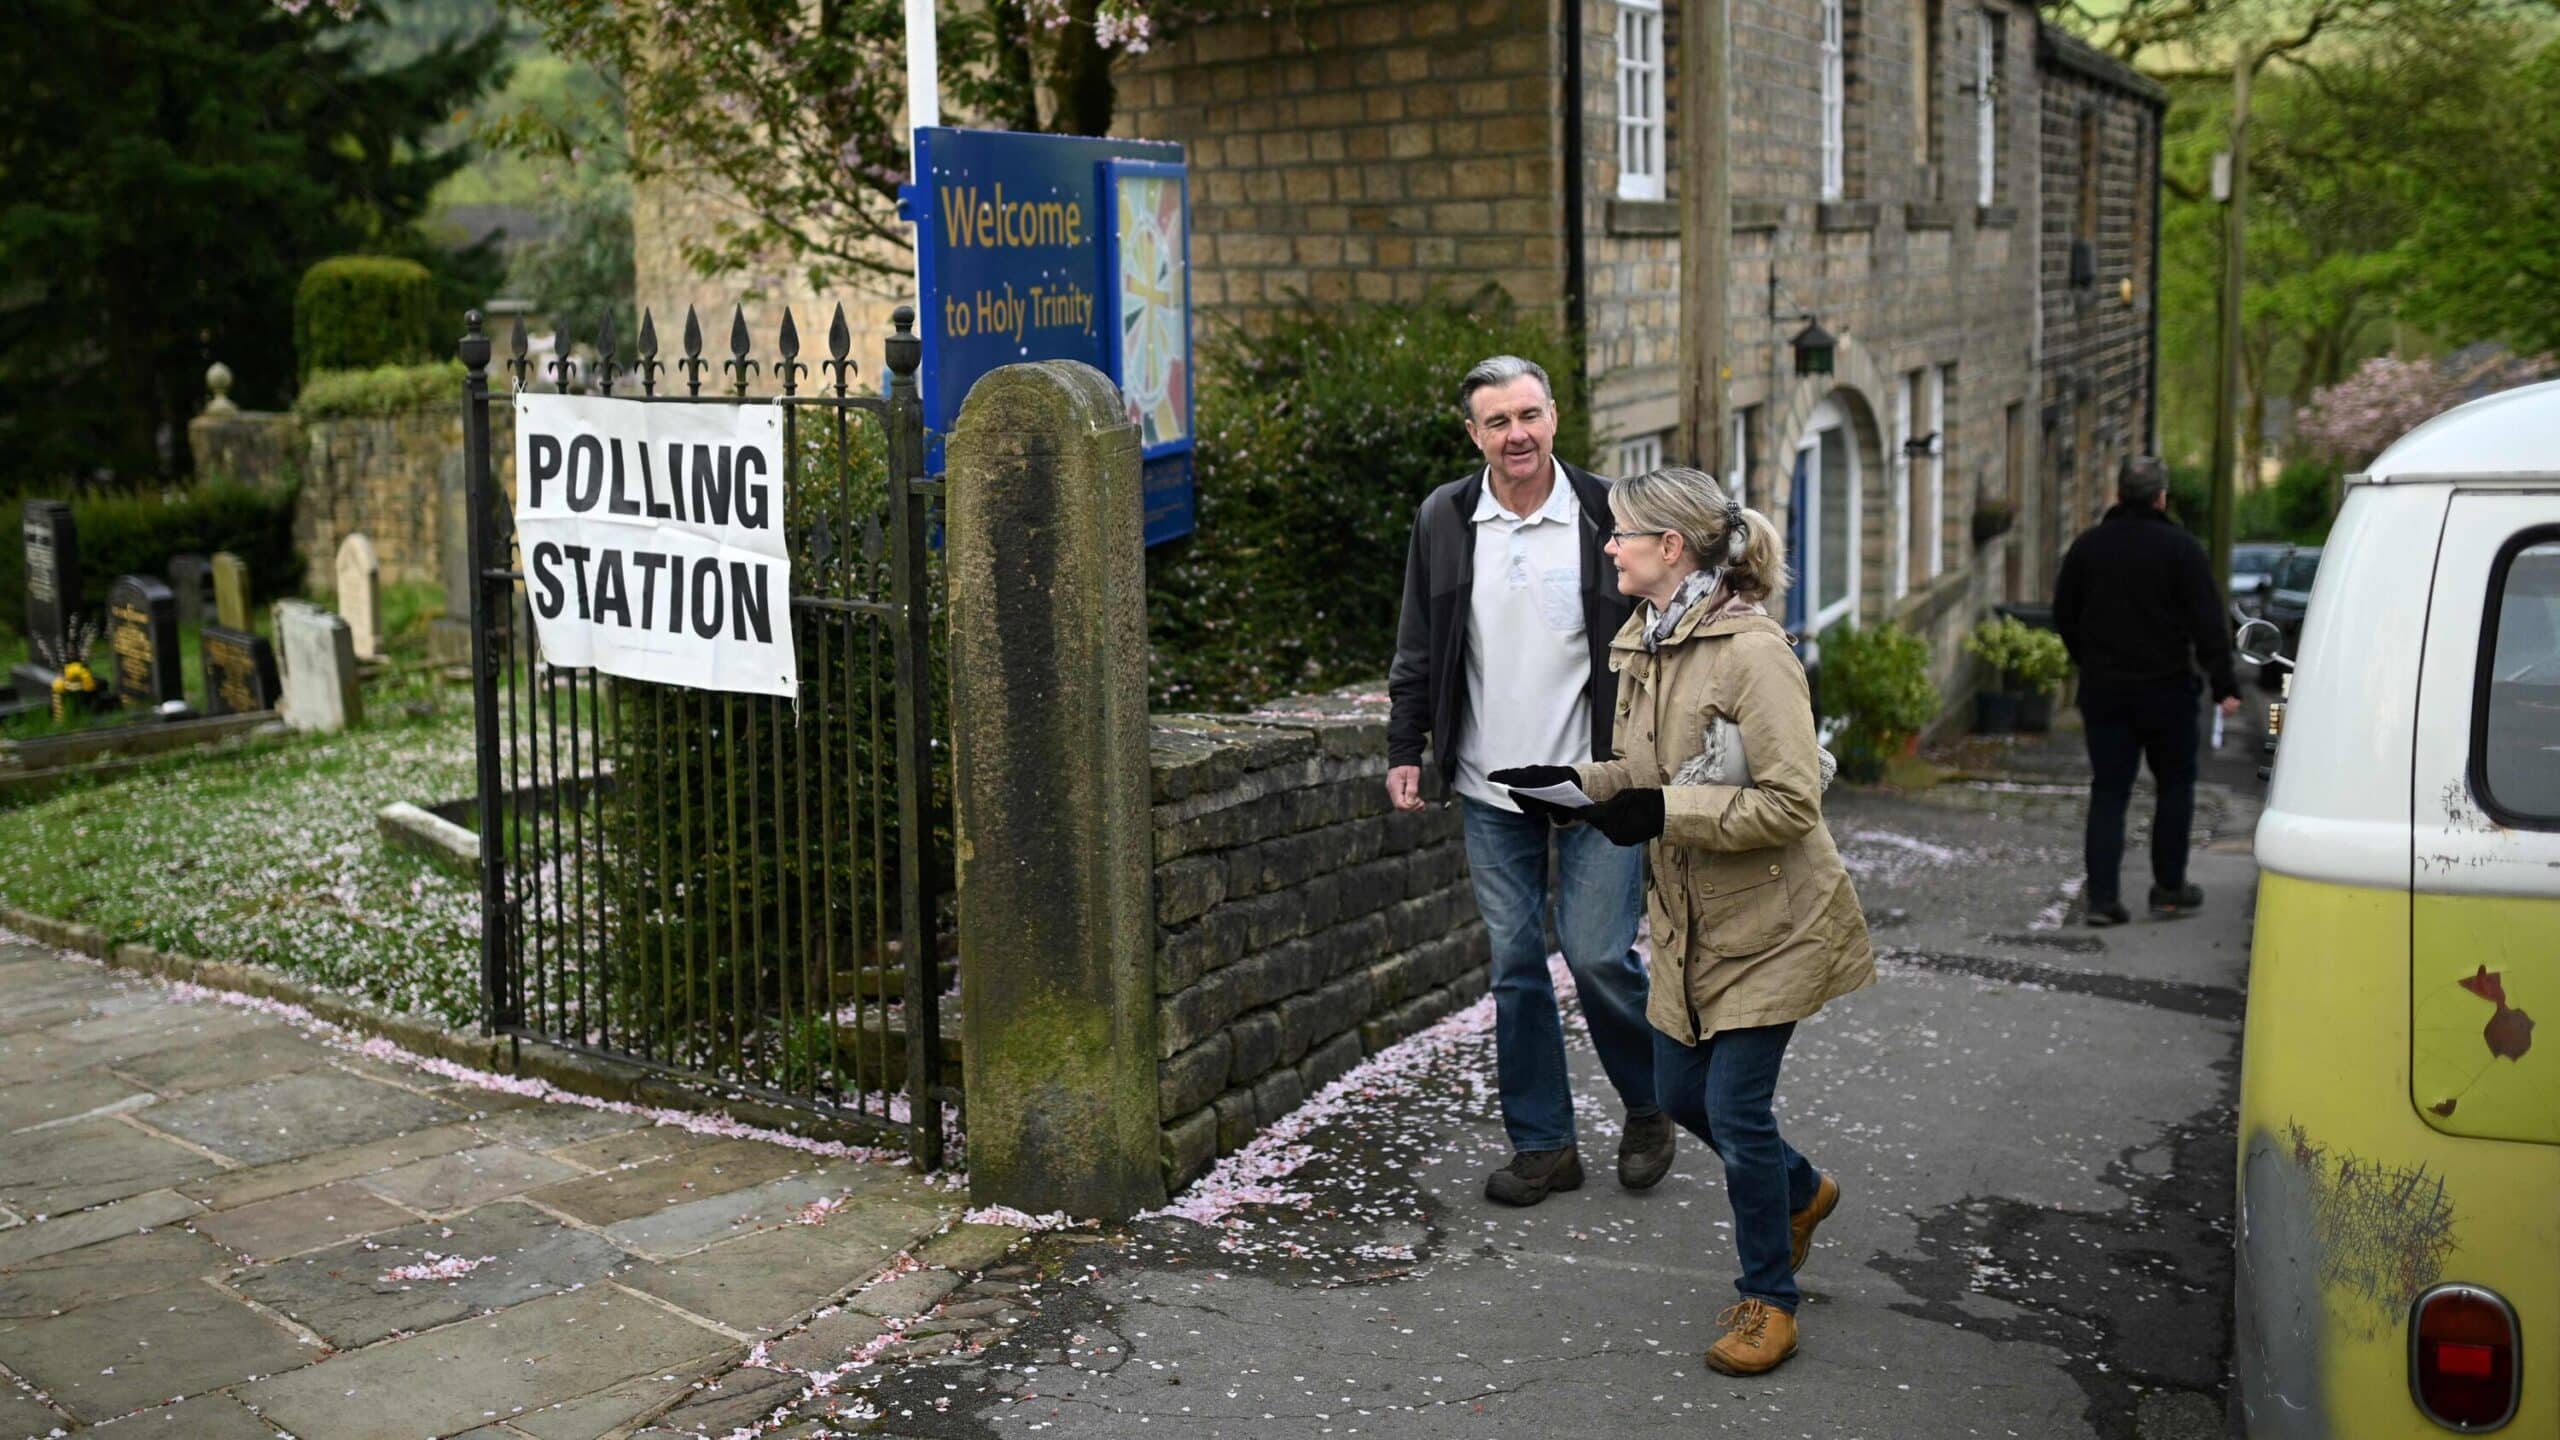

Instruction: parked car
[2236,380,2560,1438]
[2253,546,2320,688]
[2230,541,2290,616]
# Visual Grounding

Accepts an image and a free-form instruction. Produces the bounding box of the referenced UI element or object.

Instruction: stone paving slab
[237,1285,735,1440]
[463,1104,645,1153]
[543,1124,723,1173]
[0,1225,235,1324]
[0,1380,71,1439]
[0,1119,223,1216]
[0,1190,204,1271]
[178,1121,487,1213]
[0,1006,272,1087]
[617,1224,903,1334]
[0,1070,152,1136]
[85,1390,284,1437]
[521,1139,815,1230]
[102,1032,340,1097]
[233,1200,633,1350]
[191,1180,422,1263]
[357,1144,584,1218]
[143,1071,468,1168]
[602,1168,907,1259]
[0,1279,312,1424]
[634,1363,805,1437]
[496,1365,715,1440]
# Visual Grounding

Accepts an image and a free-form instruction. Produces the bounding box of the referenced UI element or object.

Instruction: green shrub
[1147,293,1592,711]
[0,480,306,641]
[1963,614,2071,694]
[295,256,440,379]
[2166,463,2209,532]
[2239,458,2340,545]
[296,361,467,421]
[1818,622,1940,782]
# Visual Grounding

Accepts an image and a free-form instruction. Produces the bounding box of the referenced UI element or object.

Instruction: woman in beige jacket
[1494,465,1875,1379]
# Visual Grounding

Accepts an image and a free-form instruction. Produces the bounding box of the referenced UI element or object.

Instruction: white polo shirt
[1455,461,1591,811]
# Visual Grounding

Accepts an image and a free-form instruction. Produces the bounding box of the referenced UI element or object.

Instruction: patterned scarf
[1642,568,1725,651]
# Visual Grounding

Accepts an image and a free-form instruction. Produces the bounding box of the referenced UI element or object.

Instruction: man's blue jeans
[1654,1021,1818,1311]
[1458,797,1660,1153]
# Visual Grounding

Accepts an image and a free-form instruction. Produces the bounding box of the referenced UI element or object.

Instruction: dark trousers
[2079,678,2201,907]
[1653,1022,1817,1312]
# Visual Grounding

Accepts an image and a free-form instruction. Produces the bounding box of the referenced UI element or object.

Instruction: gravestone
[201,626,281,717]
[16,500,81,702]
[168,554,214,629]
[212,552,252,631]
[335,533,381,661]
[427,462,473,666]
[105,575,183,708]
[274,600,362,733]
[21,500,80,658]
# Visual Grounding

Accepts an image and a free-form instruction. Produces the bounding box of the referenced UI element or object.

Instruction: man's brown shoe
[1789,1174,1840,1271]
[1704,1299,1798,1375]
[1618,1111,1675,1190]
[1484,1146,1584,1206]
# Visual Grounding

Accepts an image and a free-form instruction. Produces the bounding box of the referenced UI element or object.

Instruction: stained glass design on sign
[1114,174,1190,450]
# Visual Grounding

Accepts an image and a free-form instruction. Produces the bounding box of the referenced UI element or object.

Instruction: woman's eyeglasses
[1607,529,1669,543]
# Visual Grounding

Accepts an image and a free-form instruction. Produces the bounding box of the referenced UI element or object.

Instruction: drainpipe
[2143,98,2162,456]
[1562,0,1590,388]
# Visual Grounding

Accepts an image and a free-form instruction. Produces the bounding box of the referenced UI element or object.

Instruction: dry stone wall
[1149,685,1487,1192]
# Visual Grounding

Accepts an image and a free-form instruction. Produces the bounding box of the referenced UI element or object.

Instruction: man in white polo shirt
[1386,355,1670,1206]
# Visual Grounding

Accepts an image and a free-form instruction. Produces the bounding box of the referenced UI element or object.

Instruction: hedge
[0,481,306,643]
[1147,294,1592,712]
[295,256,440,379]
[296,360,467,421]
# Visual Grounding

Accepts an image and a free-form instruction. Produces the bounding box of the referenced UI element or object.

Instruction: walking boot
[1789,1174,1840,1271]
[1484,1146,1584,1206]
[2148,882,2205,917]
[2084,898,2131,927]
[1704,1299,1798,1376]
[1618,1111,1676,1191]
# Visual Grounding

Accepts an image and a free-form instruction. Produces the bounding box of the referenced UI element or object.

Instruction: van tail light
[2411,1285,2521,1430]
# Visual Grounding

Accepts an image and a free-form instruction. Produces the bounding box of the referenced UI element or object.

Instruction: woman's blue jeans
[1654,1020,1819,1311]
[1457,798,1660,1153]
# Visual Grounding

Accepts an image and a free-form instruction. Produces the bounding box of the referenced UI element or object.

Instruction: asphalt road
[823,720,2264,1440]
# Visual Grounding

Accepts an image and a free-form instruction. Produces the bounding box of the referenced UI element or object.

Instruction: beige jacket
[1574,600,1877,1044]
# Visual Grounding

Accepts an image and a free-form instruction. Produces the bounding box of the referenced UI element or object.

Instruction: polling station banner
[512,393,796,698]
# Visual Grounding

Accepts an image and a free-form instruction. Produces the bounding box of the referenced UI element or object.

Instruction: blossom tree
[2295,352,2550,466]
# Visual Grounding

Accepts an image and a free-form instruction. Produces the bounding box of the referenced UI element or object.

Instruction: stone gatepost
[946,361,1165,1222]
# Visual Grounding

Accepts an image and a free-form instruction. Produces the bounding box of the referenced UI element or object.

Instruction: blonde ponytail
[1612,466,1792,606]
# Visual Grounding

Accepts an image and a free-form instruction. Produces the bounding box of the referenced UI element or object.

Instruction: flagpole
[906,0,940,176]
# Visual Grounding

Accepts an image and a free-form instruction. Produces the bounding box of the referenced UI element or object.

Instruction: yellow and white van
[2237,381,2560,1435]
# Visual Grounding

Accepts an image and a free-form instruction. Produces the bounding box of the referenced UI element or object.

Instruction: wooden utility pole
[2206,44,2261,596]
[1678,0,1732,475]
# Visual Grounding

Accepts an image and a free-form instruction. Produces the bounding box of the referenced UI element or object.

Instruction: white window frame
[1727,408,1753,508]
[1926,365,1949,580]
[1796,396,1860,637]
[1974,11,1997,208]
[1616,430,1666,478]
[1819,0,1846,202]
[1616,0,1667,202]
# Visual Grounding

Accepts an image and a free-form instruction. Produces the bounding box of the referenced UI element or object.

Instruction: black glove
[1583,788,1665,846]
[1488,765,1579,792]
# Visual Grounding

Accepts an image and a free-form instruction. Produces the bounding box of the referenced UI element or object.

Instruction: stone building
[1106,0,2158,686]
[633,0,2162,692]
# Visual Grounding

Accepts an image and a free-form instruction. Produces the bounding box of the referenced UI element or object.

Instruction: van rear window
[2480,537,2560,822]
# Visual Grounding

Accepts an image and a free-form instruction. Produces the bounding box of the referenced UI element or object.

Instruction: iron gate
[459,302,947,1167]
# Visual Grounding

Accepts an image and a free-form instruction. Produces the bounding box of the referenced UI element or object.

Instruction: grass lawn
[0,581,491,1025]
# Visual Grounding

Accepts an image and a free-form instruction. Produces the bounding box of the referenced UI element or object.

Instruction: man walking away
[2053,457,2244,928]
[1386,355,1673,1206]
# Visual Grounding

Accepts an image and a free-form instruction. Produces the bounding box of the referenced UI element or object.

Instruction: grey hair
[2117,455,2168,506]
[1613,465,1792,605]
[1457,355,1555,421]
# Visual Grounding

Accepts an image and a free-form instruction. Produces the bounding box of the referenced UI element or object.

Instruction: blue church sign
[902,127,1196,547]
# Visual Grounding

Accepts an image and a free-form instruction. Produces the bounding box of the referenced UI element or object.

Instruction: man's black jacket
[2052,503,2240,702]
[1386,462,1636,784]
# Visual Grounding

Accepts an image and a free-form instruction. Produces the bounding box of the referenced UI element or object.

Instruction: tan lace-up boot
[1790,1174,1841,1271]
[1704,1298,1798,1375]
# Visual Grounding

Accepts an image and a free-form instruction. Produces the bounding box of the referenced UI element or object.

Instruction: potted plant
[2007,625,2072,732]
[1962,615,2028,733]
[1816,622,1940,782]
[1972,497,2015,545]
